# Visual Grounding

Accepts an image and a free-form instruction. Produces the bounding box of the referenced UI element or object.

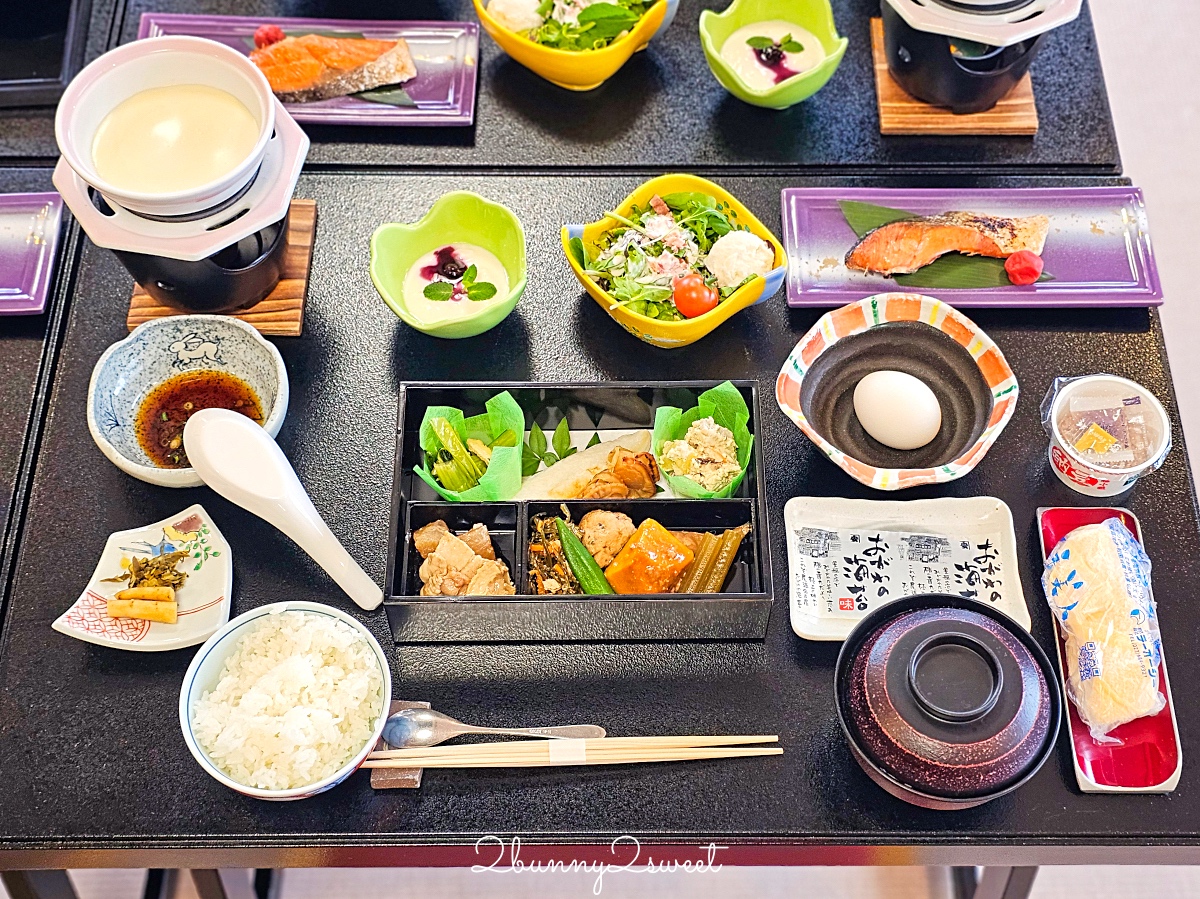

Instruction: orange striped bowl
[775,293,1018,490]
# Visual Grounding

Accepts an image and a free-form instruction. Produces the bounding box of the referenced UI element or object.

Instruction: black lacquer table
[0,3,1193,899]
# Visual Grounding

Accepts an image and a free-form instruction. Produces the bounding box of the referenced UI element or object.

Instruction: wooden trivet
[870,18,1038,136]
[370,699,430,790]
[126,198,316,337]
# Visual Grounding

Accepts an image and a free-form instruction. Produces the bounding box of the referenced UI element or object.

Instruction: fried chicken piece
[465,559,516,596]
[413,520,451,558]
[578,510,636,568]
[458,523,496,561]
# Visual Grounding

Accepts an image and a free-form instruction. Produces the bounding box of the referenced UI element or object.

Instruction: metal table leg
[952,866,1039,899]
[0,872,80,899]
[188,870,256,899]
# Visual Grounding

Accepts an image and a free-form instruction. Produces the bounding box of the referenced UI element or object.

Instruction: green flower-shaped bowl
[700,0,848,110]
[371,191,526,339]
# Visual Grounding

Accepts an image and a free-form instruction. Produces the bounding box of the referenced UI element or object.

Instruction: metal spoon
[382,708,605,749]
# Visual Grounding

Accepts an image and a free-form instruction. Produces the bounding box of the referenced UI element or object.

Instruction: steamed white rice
[192,610,384,791]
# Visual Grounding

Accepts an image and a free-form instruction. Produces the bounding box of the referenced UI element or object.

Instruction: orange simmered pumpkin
[604,519,694,595]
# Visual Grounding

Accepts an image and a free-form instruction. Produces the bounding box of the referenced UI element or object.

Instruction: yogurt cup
[1043,374,1170,497]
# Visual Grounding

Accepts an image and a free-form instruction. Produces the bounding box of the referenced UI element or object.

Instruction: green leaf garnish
[353,85,417,107]
[462,264,478,286]
[466,281,498,301]
[528,422,547,457]
[586,432,601,448]
[552,418,572,458]
[521,443,541,477]
[746,36,774,49]
[781,39,803,53]
[423,281,454,301]
[568,236,588,268]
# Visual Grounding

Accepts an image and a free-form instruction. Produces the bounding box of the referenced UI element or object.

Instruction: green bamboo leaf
[894,254,1056,289]
[838,200,918,238]
[353,85,417,107]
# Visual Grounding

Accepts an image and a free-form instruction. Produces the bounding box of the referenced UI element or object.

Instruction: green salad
[488,0,653,52]
[568,192,776,322]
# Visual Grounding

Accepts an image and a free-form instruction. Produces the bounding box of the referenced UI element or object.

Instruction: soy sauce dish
[835,594,1060,810]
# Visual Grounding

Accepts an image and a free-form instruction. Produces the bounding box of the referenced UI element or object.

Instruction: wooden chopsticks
[363,735,781,769]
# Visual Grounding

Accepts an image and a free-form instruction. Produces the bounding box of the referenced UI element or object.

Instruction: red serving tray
[1038,507,1182,793]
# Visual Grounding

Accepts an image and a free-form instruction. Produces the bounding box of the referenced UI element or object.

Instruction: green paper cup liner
[652,381,753,499]
[414,390,526,502]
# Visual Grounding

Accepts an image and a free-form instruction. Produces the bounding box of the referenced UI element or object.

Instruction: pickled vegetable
[676,532,720,594]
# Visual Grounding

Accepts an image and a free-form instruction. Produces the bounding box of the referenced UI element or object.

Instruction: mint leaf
[466,281,498,301]
[782,39,803,53]
[746,36,773,49]
[462,264,478,287]
[423,281,453,301]
[552,418,572,458]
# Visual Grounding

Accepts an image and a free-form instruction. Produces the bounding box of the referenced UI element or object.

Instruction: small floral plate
[53,504,232,652]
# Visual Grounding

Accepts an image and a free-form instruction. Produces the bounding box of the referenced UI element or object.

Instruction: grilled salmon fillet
[250,34,416,103]
[845,212,1050,276]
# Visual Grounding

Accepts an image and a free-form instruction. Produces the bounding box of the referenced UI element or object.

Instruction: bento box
[383,382,772,642]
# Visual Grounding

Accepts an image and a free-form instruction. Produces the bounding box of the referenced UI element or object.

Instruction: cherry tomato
[254,24,286,48]
[1004,250,1044,286]
[672,274,719,319]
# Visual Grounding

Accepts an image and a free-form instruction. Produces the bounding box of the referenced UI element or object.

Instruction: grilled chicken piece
[578,510,636,568]
[413,520,451,559]
[458,523,497,561]
[845,212,1050,277]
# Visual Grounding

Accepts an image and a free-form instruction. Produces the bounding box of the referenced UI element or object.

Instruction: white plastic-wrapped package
[1042,518,1165,742]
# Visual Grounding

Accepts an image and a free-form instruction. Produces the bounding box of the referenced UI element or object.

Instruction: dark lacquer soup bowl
[835,594,1060,810]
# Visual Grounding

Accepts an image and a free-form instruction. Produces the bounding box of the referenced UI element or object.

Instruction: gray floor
[6,2,1200,897]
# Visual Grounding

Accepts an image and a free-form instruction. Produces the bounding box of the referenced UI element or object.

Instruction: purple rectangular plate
[781,187,1163,308]
[0,192,63,316]
[137,13,478,127]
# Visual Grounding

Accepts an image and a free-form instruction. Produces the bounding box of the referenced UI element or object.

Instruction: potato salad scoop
[183,408,383,611]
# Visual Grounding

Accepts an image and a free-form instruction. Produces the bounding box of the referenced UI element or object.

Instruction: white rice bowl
[190,609,385,792]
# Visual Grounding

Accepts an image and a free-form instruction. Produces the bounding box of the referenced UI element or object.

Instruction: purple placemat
[0,192,63,316]
[138,13,479,127]
[781,187,1164,308]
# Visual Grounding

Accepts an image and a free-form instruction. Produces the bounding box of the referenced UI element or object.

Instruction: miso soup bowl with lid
[179,601,392,801]
[55,35,275,217]
[1042,373,1171,497]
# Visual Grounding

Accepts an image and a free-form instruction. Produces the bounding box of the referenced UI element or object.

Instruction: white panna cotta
[402,243,510,324]
[91,84,260,195]
[719,21,825,92]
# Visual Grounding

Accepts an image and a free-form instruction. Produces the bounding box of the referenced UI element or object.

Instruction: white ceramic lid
[884,0,1082,46]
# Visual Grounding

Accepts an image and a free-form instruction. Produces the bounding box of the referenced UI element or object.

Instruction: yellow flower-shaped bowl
[371,191,526,340]
[474,0,676,91]
[561,173,786,349]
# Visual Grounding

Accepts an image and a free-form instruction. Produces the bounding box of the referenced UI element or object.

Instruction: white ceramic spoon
[183,408,383,611]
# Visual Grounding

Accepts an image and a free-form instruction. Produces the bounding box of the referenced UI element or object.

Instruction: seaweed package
[1041,518,1165,742]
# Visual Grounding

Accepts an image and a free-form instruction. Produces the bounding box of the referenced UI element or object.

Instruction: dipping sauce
[401,243,510,324]
[719,21,825,91]
[136,370,264,468]
[91,84,260,195]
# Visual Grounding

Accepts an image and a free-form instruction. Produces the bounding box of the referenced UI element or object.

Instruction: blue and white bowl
[179,601,392,801]
[87,315,288,488]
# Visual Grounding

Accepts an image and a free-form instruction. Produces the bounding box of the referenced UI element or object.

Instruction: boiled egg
[853,370,942,451]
